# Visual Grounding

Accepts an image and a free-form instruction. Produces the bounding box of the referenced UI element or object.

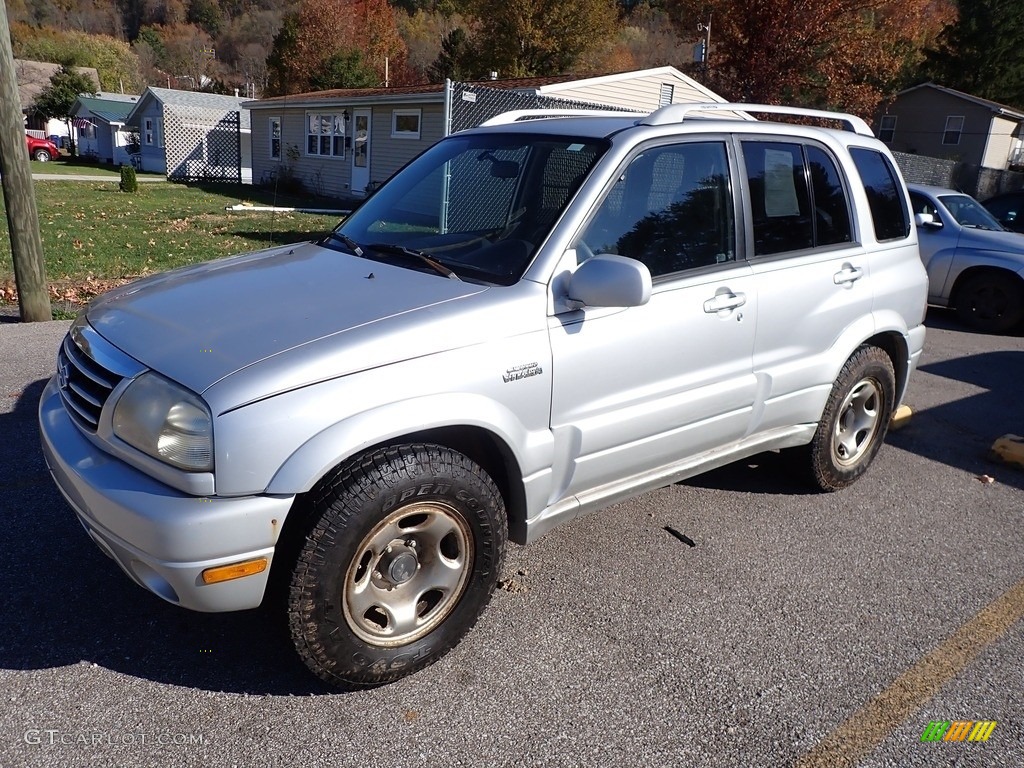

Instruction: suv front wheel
[805,345,895,491]
[286,443,507,688]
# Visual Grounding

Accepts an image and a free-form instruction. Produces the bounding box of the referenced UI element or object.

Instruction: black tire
[33,149,52,162]
[805,345,895,491]
[954,272,1024,333]
[287,444,507,688]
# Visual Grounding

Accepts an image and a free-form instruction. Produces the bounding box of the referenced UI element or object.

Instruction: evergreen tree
[427,27,474,82]
[923,0,1024,107]
[310,50,380,89]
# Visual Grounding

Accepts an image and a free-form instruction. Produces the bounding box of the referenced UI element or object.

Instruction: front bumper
[39,377,295,612]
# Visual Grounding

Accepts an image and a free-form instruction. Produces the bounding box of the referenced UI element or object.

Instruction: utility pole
[0,0,50,321]
[697,13,712,76]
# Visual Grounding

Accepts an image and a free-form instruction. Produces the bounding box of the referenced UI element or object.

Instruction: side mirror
[567,254,652,308]
[915,212,942,228]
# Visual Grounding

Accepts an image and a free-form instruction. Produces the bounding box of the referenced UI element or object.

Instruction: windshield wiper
[322,231,364,256]
[366,243,461,280]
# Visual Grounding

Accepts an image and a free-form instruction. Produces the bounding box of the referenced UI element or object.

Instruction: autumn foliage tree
[665,0,954,116]
[11,22,143,92]
[466,0,620,78]
[266,0,409,94]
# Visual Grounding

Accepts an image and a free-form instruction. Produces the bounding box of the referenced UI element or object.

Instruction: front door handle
[703,292,746,313]
[833,265,864,285]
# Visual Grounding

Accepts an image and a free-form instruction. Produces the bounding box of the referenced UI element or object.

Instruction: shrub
[119,164,138,193]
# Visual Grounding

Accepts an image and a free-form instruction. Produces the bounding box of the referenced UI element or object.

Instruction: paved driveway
[0,312,1021,767]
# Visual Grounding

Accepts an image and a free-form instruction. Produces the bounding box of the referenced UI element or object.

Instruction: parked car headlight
[113,372,213,471]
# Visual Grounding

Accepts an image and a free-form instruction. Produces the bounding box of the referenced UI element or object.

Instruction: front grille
[57,334,123,431]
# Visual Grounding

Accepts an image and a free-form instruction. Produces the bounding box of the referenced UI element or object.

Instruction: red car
[26,135,60,162]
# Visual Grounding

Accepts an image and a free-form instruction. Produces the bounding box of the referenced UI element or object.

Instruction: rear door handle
[703,292,746,313]
[833,265,864,285]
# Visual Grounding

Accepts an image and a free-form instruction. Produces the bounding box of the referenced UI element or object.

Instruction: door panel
[548,267,757,503]
[741,139,873,431]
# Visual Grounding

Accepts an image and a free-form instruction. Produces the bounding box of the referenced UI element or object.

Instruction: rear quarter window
[849,148,910,241]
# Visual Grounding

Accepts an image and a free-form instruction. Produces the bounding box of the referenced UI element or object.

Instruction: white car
[41,103,928,688]
[909,183,1024,332]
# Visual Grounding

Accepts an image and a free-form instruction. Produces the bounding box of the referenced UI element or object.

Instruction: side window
[579,141,735,277]
[909,191,937,218]
[742,141,813,255]
[806,146,853,246]
[849,148,911,241]
[878,115,897,143]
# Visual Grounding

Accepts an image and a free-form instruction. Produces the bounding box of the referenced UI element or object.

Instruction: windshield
[329,132,607,284]
[938,194,1006,231]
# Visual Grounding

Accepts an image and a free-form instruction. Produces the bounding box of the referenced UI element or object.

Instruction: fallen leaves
[0,275,139,306]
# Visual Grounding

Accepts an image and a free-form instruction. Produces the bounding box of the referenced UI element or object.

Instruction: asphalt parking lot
[0,310,1021,768]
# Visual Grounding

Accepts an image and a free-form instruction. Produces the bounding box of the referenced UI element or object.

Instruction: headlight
[112,372,213,471]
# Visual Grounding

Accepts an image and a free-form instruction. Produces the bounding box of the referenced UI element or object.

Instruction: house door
[351,109,371,194]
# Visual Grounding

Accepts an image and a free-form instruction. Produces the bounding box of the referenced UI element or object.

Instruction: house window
[143,117,155,146]
[392,109,421,139]
[270,117,281,160]
[879,115,897,143]
[943,116,964,145]
[306,112,346,158]
[659,83,674,107]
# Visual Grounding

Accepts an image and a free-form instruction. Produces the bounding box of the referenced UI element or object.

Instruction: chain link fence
[445,80,639,135]
[163,105,242,183]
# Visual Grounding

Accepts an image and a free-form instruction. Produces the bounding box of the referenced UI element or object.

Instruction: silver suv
[40,103,928,688]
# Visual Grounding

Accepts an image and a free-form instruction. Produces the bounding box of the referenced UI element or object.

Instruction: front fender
[265,392,553,497]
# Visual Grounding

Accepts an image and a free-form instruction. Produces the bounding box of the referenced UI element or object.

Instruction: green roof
[73,95,138,124]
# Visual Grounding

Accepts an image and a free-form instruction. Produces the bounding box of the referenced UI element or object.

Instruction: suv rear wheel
[804,345,895,491]
[286,444,506,688]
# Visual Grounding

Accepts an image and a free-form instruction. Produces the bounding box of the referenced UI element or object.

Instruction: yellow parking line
[794,577,1024,768]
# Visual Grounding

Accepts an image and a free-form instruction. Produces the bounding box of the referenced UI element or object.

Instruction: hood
[957,226,1024,257]
[86,242,488,394]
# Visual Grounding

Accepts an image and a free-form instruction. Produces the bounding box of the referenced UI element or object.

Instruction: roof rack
[480,109,641,126]
[640,102,874,136]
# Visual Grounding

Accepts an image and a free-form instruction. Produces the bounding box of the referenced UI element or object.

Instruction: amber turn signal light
[201,557,268,585]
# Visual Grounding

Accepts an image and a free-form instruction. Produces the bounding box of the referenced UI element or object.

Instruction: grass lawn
[0,179,347,309]
[29,157,126,177]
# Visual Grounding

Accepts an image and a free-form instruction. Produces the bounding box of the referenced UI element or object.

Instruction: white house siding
[981,115,1017,169]
[366,103,445,188]
[249,101,444,199]
[251,109,357,198]
[549,74,715,112]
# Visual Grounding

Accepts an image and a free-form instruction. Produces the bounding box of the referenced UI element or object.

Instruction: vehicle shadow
[680,449,818,495]
[686,312,1024,494]
[887,346,1024,492]
[926,305,1024,337]
[0,379,334,696]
